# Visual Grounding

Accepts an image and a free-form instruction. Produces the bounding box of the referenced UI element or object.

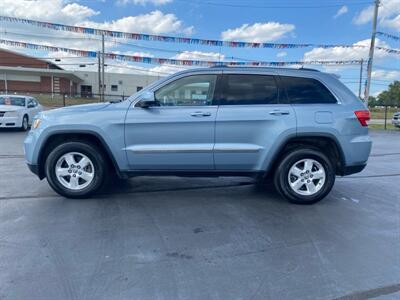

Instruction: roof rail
[207,65,321,72]
[298,67,320,72]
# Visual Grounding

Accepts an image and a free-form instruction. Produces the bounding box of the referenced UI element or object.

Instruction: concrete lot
[0,130,399,300]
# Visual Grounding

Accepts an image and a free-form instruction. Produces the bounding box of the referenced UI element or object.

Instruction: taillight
[354,110,370,127]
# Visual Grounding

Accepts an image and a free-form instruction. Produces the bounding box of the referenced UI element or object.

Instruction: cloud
[174,51,224,61]
[81,10,193,35]
[381,14,400,31]
[221,22,295,43]
[353,0,400,31]
[0,0,99,24]
[334,5,348,18]
[303,38,395,61]
[372,69,400,81]
[0,1,192,35]
[149,51,224,74]
[116,0,173,5]
[0,1,193,55]
[276,51,287,58]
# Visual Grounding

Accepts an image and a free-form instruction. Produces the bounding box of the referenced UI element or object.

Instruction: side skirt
[119,170,266,179]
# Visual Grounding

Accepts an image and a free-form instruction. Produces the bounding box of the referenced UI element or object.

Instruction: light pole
[364,0,380,105]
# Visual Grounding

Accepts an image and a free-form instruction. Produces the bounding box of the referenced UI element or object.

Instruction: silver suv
[24,67,372,204]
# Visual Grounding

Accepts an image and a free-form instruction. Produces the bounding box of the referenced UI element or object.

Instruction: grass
[369,107,399,119]
[369,123,399,130]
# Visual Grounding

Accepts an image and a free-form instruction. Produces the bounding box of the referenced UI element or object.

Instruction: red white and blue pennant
[0,38,364,67]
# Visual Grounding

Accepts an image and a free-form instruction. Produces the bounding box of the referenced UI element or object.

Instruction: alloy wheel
[55,152,95,190]
[287,158,326,196]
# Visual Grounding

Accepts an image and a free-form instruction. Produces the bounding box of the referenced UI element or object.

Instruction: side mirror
[136,91,158,108]
[28,104,35,108]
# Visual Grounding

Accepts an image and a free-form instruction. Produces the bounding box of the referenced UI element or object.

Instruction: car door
[214,72,296,171]
[278,75,340,135]
[124,73,219,170]
[26,98,40,123]
[32,98,42,115]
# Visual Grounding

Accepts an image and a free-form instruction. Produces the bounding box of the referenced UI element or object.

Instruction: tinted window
[281,76,337,104]
[155,74,216,106]
[221,74,278,105]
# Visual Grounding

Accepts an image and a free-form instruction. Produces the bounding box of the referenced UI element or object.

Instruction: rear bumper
[339,163,367,176]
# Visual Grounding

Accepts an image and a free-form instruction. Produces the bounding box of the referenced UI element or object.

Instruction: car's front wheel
[21,115,29,131]
[274,148,335,204]
[45,142,107,198]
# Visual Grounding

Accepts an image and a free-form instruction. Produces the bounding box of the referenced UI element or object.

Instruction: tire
[273,148,335,204]
[45,142,108,198]
[21,115,28,131]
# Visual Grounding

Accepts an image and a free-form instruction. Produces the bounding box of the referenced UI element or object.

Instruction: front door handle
[191,112,212,117]
[269,110,290,116]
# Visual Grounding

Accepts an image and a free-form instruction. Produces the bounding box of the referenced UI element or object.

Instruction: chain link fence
[369,106,400,130]
[0,90,129,108]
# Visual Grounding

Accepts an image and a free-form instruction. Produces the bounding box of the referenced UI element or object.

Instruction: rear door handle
[191,112,212,117]
[269,110,290,116]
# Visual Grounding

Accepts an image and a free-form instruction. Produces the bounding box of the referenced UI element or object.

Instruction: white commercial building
[74,71,163,99]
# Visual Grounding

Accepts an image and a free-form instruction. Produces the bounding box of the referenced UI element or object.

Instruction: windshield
[0,96,26,107]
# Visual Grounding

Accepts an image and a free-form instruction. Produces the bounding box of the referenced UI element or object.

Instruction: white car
[392,112,400,128]
[0,95,43,131]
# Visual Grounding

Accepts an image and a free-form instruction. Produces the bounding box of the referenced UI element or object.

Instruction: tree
[377,81,400,106]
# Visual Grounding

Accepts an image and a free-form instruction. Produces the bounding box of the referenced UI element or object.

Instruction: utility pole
[358,59,363,100]
[101,34,105,102]
[364,0,380,105]
[97,51,102,102]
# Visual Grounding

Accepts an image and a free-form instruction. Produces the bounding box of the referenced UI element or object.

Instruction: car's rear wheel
[274,148,335,204]
[21,115,28,131]
[45,142,107,198]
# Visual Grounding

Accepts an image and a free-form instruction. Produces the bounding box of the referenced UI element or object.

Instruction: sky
[0,0,399,97]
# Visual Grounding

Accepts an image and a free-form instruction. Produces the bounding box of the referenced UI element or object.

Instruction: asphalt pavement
[0,129,399,300]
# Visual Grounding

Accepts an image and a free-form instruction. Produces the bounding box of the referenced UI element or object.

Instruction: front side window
[155,74,217,106]
[111,85,118,92]
[220,74,278,105]
[280,76,337,104]
[29,98,38,107]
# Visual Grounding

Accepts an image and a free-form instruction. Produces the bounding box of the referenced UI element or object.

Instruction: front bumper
[0,116,20,128]
[27,163,42,178]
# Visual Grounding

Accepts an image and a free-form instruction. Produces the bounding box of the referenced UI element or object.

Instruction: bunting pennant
[376,46,400,55]
[0,38,364,67]
[0,15,369,50]
[0,39,97,57]
[377,32,400,42]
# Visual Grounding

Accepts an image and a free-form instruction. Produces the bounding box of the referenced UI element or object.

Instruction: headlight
[4,111,19,117]
[32,118,41,129]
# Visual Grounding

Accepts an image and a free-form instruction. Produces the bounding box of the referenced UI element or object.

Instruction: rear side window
[220,74,278,105]
[280,76,337,104]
